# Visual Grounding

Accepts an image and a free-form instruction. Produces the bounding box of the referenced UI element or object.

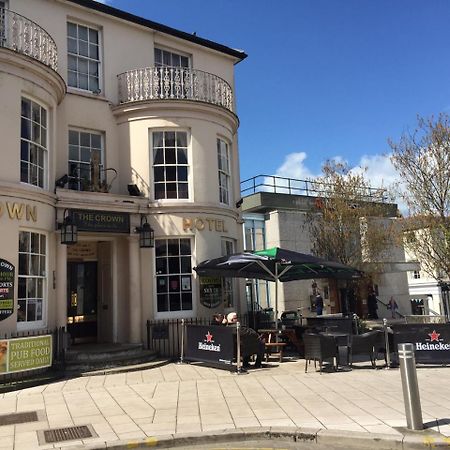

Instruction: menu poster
[0,259,14,322]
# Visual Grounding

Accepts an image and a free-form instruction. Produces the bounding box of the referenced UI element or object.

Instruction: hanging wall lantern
[137,215,154,248]
[60,209,78,245]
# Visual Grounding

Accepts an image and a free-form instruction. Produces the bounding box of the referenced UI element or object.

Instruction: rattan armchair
[350,330,381,368]
[303,333,338,373]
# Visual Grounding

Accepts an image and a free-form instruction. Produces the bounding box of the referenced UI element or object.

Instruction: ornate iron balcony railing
[118,66,234,112]
[0,8,57,71]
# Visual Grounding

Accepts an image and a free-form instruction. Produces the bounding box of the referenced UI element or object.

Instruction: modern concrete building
[0,0,246,344]
[241,175,414,320]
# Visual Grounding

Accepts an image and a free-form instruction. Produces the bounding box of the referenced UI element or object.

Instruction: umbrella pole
[274,264,279,332]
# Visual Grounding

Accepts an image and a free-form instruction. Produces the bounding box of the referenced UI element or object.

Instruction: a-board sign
[0,259,14,322]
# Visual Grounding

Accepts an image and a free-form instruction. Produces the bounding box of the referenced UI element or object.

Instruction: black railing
[241,174,388,203]
[146,315,250,358]
[376,297,405,319]
[146,318,211,358]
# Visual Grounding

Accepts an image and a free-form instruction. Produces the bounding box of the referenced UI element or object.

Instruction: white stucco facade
[0,0,246,343]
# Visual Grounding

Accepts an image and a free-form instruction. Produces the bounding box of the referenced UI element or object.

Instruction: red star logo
[205,331,213,343]
[429,330,440,342]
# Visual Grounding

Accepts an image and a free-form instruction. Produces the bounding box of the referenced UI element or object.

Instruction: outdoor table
[258,329,287,362]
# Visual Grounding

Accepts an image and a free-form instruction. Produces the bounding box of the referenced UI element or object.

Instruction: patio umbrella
[194,247,362,330]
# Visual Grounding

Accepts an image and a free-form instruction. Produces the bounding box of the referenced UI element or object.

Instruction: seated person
[212,313,226,325]
[226,312,265,369]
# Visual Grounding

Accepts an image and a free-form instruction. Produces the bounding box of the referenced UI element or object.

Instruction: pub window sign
[199,277,222,309]
[0,259,14,322]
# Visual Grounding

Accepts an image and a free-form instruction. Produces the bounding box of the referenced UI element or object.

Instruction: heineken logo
[428,330,440,342]
[198,330,221,352]
[416,329,450,351]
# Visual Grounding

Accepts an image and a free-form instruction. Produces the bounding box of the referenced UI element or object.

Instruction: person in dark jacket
[367,292,379,319]
[315,293,324,316]
[226,312,265,369]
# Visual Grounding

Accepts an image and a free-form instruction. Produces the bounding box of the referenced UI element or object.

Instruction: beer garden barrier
[388,323,450,365]
[182,321,243,372]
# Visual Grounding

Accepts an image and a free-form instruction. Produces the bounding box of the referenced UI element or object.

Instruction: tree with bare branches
[306,160,400,316]
[389,113,450,282]
[308,160,397,277]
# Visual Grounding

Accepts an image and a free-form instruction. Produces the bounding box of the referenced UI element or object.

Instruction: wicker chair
[350,330,381,368]
[303,333,338,373]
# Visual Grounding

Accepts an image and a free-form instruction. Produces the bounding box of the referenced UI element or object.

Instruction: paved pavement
[1,358,450,449]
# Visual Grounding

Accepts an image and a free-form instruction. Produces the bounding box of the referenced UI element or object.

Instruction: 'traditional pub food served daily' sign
[0,335,52,374]
[0,258,14,321]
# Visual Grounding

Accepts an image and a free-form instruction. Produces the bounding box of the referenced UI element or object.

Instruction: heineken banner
[185,324,235,369]
[391,324,450,364]
[0,259,14,322]
[0,335,52,374]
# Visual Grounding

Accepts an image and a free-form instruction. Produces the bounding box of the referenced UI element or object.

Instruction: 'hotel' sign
[183,218,227,233]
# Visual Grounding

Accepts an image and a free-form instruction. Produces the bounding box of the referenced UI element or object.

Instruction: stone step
[65,343,144,362]
[64,344,159,373]
[79,358,172,377]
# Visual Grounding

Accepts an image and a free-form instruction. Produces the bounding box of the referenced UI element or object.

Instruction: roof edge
[65,0,247,62]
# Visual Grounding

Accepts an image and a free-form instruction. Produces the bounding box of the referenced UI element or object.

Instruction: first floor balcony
[117,66,234,113]
[0,8,57,71]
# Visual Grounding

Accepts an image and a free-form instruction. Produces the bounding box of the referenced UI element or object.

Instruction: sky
[99,0,450,197]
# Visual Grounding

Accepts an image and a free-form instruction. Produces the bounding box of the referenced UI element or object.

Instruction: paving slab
[2,360,450,448]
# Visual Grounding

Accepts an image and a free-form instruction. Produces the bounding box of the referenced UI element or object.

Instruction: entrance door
[67,261,98,343]
[97,242,113,343]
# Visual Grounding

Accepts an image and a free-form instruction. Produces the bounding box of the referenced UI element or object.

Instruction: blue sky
[101,0,450,190]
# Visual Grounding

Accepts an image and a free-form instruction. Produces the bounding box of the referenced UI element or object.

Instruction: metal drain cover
[38,424,97,444]
[0,411,39,426]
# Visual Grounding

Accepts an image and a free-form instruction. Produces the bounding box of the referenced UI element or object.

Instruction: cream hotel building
[0,0,246,344]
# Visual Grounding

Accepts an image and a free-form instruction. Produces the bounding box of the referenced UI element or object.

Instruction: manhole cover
[0,411,39,426]
[39,425,97,444]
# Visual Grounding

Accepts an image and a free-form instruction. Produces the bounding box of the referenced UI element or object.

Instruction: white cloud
[275,152,316,179]
[93,0,111,4]
[351,154,398,191]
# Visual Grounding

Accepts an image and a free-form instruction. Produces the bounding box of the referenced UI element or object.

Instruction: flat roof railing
[240,174,388,203]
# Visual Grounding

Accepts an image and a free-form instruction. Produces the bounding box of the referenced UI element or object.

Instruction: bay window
[20,98,47,188]
[18,231,46,326]
[152,131,189,200]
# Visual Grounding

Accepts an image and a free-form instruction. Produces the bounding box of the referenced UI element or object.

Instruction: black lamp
[136,216,154,248]
[60,209,77,245]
